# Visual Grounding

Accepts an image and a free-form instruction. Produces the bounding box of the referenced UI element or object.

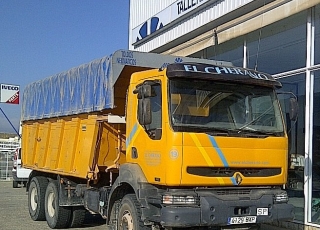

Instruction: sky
[0,1,129,134]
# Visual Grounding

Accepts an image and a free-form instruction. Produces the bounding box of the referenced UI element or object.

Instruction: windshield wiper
[237,106,274,132]
[234,127,282,137]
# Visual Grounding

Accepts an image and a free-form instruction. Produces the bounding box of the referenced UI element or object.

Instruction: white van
[12,148,31,188]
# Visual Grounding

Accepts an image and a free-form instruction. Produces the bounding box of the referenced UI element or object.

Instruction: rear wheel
[69,206,86,228]
[45,180,71,229]
[28,176,48,221]
[118,194,149,230]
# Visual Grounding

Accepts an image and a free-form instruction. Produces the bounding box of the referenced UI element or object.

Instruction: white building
[0,137,20,152]
[129,0,320,228]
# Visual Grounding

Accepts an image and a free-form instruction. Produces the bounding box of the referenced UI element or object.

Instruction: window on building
[206,36,244,67]
[315,5,320,65]
[246,11,307,75]
[312,70,320,224]
[189,36,244,67]
[278,74,306,223]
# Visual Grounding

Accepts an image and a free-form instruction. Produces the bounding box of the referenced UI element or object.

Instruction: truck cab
[127,63,288,187]
[120,62,293,227]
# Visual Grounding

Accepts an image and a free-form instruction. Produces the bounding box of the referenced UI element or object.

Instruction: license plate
[227,216,257,225]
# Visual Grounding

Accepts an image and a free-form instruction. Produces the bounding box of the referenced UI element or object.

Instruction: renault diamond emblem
[235,173,243,185]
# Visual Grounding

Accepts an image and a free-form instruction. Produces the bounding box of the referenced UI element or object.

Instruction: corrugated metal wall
[129,0,175,27]
[129,0,175,50]
[129,0,254,52]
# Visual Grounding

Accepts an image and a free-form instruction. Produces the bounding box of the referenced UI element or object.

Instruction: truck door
[126,79,167,184]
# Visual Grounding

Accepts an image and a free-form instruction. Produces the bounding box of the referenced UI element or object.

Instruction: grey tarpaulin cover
[22,55,113,121]
[21,50,230,121]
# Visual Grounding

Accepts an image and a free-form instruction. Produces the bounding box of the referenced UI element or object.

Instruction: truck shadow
[78,212,106,228]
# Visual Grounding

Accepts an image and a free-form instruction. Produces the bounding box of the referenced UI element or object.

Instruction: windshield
[169,79,284,136]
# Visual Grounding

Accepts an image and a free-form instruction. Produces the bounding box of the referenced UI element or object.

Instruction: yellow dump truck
[21,50,296,229]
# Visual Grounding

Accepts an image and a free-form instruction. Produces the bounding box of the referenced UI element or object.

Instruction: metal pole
[0,107,21,138]
[5,152,9,180]
[305,7,315,224]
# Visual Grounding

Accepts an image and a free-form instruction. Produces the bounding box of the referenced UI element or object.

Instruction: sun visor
[166,63,282,88]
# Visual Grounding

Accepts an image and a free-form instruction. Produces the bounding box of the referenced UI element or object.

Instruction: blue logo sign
[160,57,184,69]
[136,17,164,42]
[174,57,183,63]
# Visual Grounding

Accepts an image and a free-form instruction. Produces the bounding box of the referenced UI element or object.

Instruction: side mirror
[289,97,298,121]
[134,85,152,99]
[138,98,151,125]
[277,91,299,121]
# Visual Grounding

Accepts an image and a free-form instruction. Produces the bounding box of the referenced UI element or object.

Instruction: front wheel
[118,194,149,230]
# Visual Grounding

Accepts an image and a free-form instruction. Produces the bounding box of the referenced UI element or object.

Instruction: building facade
[0,137,19,152]
[129,0,320,228]
[0,136,19,180]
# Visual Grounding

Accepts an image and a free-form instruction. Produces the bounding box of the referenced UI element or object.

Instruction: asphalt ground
[0,180,288,230]
[0,180,105,230]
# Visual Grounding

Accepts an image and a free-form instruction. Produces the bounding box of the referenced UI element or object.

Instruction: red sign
[0,84,20,104]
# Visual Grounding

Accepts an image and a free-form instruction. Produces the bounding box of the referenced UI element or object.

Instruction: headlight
[162,195,199,205]
[274,192,289,203]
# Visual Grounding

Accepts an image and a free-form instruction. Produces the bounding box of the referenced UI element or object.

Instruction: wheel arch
[106,163,148,223]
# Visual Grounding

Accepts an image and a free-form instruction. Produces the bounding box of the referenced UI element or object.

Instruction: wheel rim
[30,186,38,211]
[47,191,55,218]
[120,210,134,230]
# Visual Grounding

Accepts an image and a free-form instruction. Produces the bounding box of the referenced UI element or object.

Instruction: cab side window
[135,81,162,140]
[149,84,162,131]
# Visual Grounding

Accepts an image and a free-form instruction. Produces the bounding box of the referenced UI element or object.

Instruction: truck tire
[45,180,71,229]
[118,194,149,230]
[107,200,120,229]
[68,207,86,228]
[28,176,48,221]
[13,180,19,188]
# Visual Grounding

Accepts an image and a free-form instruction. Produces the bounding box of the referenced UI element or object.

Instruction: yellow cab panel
[126,63,288,187]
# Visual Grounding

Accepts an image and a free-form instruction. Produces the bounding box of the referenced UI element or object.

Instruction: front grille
[187,167,281,177]
[215,189,252,196]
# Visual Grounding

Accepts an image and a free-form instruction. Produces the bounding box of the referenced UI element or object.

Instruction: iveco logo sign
[136,17,164,42]
[0,83,20,104]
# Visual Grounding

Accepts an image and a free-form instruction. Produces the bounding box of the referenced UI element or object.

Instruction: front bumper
[159,188,294,228]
